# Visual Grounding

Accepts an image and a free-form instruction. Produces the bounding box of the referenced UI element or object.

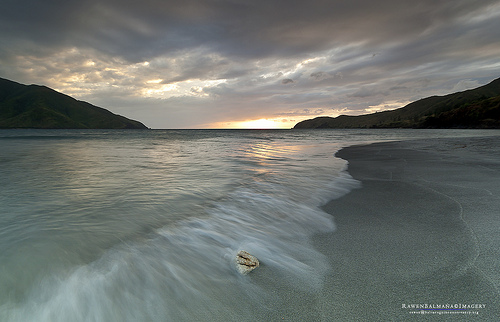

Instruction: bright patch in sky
[235,119,280,129]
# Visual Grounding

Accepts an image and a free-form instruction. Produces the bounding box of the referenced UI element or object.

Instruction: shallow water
[0,129,497,321]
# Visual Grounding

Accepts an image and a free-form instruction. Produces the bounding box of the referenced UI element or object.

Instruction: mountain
[293,77,500,129]
[0,78,148,129]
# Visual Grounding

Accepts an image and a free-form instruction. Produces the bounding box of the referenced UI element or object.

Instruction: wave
[0,163,359,321]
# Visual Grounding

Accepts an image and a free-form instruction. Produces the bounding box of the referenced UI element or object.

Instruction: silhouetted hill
[0,78,148,129]
[294,77,500,129]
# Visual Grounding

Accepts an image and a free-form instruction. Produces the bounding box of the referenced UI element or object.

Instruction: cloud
[348,86,390,98]
[2,0,498,62]
[310,72,329,81]
[1,0,500,128]
[452,79,481,92]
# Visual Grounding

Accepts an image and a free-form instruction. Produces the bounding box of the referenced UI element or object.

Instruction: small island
[0,78,148,129]
[294,77,500,129]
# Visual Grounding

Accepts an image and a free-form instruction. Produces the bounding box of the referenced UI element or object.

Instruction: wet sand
[315,136,500,320]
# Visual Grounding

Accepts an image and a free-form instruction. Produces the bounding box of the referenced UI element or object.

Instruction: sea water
[0,129,495,321]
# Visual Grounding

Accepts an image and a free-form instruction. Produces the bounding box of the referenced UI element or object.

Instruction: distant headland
[0,77,148,129]
[294,77,500,129]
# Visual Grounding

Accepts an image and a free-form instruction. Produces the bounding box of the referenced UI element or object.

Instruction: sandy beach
[315,135,500,320]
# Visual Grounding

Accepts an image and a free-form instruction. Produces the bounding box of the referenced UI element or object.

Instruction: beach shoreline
[314,135,500,320]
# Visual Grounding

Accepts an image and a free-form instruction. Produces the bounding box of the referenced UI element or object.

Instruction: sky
[1,0,500,129]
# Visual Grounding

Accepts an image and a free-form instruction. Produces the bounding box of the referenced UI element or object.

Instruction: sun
[208,117,295,129]
[236,118,280,129]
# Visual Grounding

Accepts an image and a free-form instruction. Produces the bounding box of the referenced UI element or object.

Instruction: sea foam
[0,130,363,321]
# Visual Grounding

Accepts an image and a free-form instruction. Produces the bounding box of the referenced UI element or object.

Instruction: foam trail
[0,170,360,321]
[0,130,369,321]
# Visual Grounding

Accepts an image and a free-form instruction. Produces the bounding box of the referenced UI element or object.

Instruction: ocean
[0,128,496,321]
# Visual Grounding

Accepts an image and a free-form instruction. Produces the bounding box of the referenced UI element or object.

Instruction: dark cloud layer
[2,0,498,61]
[1,0,500,128]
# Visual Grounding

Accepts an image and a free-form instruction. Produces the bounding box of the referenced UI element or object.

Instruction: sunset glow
[237,119,279,129]
[209,118,298,129]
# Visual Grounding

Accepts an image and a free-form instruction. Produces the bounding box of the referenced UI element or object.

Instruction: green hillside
[0,78,148,129]
[294,77,500,129]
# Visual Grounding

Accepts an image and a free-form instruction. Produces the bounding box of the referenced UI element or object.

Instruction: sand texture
[315,136,500,320]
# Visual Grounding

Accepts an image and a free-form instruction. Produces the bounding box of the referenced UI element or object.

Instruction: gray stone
[235,250,259,275]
